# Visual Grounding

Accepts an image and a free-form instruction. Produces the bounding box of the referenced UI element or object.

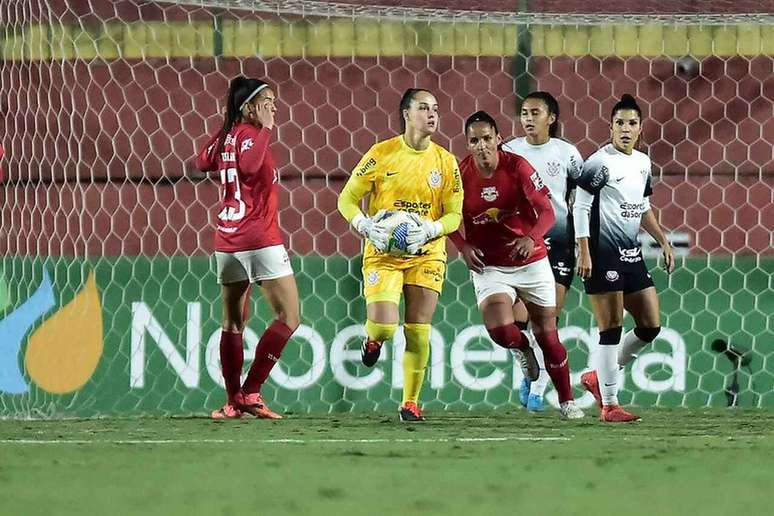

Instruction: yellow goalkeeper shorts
[362,255,446,304]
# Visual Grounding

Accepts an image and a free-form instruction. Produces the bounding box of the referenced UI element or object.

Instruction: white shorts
[471,257,556,308]
[215,245,293,284]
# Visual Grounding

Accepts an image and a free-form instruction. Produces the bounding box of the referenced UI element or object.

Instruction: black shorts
[547,245,575,289]
[583,259,654,295]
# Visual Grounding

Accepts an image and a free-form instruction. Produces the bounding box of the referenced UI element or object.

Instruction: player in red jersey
[449,111,583,419]
[196,76,300,420]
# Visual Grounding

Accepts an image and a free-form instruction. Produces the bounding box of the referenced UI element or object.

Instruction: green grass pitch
[1,409,771,516]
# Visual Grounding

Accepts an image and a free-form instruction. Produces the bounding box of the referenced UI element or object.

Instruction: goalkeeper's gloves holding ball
[406,213,443,255]
[351,211,389,252]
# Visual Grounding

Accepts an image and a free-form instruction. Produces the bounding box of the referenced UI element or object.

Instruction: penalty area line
[0,436,571,445]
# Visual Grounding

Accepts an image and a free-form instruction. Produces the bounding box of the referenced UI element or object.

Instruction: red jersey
[196,123,283,253]
[457,150,555,267]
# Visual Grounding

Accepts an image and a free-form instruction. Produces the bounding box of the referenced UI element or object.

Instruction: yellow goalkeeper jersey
[338,135,463,261]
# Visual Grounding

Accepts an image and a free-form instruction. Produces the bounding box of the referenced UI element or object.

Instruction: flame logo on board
[0,269,103,394]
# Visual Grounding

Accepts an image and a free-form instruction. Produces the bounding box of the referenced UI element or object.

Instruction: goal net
[1,0,772,417]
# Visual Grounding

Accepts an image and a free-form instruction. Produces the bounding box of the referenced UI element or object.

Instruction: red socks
[219,330,244,405]
[487,324,529,351]
[535,330,573,403]
[242,320,295,394]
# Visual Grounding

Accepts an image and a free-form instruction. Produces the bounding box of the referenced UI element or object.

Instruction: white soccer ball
[373,210,419,257]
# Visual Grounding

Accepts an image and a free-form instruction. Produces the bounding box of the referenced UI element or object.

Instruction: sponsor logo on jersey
[452,167,462,193]
[481,186,498,202]
[422,265,443,283]
[393,200,432,217]
[428,170,442,188]
[568,154,581,176]
[605,270,620,282]
[546,161,561,177]
[356,157,376,176]
[386,171,398,177]
[367,271,379,285]
[225,134,237,146]
[590,165,608,189]
[240,138,254,152]
[554,261,571,277]
[620,201,646,219]
[471,208,517,225]
[530,171,544,190]
[618,246,642,263]
[221,152,236,162]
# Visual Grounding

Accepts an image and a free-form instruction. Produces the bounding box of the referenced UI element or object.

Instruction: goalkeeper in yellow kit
[337,88,463,422]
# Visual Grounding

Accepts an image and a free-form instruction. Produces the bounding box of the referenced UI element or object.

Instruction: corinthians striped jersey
[573,143,653,268]
[502,137,583,254]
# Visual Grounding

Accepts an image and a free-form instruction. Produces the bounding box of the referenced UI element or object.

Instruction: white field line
[1,434,766,445]
[0,436,570,445]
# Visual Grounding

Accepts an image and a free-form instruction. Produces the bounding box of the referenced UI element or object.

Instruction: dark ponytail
[212,76,268,157]
[523,91,560,137]
[610,93,642,121]
[399,88,432,133]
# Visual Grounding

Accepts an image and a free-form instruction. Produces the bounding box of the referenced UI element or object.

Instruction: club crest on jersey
[240,138,254,152]
[546,161,561,177]
[367,271,379,285]
[428,170,442,188]
[605,270,620,282]
[481,186,498,202]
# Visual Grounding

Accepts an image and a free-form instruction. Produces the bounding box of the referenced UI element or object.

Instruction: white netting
[1,0,772,417]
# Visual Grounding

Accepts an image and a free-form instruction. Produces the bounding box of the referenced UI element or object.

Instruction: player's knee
[274,303,301,331]
[634,326,661,343]
[487,324,523,349]
[279,310,301,332]
[599,326,623,345]
[365,320,398,342]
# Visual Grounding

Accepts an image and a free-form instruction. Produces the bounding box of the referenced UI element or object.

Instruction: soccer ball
[373,210,419,256]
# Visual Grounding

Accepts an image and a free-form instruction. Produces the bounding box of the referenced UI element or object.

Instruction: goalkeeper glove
[351,212,389,252]
[406,214,443,255]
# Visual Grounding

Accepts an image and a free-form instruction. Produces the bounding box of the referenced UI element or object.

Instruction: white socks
[619,329,648,367]
[598,344,620,406]
[528,339,550,396]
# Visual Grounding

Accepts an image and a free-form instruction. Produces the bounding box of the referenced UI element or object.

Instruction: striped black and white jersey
[502,137,583,253]
[573,143,652,269]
